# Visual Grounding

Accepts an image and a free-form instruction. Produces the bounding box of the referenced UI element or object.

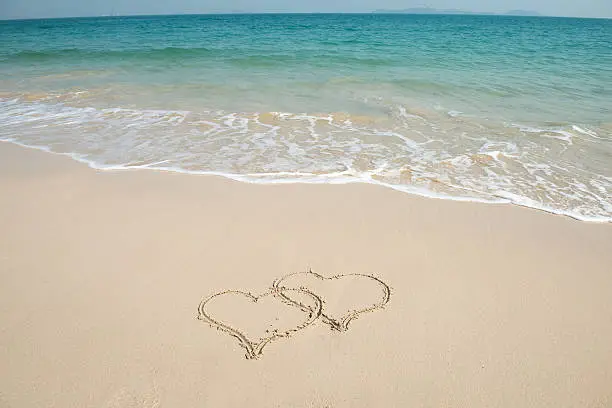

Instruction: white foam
[3,137,611,223]
[572,125,603,139]
[1,98,610,223]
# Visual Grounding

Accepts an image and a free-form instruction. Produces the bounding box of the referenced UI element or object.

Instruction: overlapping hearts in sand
[197,270,391,359]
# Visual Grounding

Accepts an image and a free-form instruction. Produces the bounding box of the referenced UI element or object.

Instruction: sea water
[1,14,610,221]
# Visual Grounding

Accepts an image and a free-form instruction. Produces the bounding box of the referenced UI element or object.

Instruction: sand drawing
[273,269,391,332]
[198,270,391,359]
[197,288,323,360]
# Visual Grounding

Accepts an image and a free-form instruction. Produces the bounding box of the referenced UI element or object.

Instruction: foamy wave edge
[2,138,610,224]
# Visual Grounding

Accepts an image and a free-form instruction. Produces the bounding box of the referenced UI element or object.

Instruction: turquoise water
[1,14,611,221]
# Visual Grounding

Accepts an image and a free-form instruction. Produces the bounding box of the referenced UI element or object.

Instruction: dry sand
[1,142,611,407]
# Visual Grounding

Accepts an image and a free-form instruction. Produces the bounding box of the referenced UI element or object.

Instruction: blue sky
[1,0,611,19]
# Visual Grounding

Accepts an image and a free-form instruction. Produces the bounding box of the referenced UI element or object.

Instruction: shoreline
[1,142,612,407]
[2,139,609,224]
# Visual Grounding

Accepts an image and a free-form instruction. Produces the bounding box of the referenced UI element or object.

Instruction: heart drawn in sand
[272,270,391,332]
[197,288,322,360]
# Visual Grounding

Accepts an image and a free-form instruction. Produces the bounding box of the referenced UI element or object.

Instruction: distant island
[372,7,542,17]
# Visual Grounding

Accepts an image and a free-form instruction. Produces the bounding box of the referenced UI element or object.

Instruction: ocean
[1,14,610,221]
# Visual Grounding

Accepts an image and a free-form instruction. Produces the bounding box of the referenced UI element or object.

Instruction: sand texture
[1,142,612,407]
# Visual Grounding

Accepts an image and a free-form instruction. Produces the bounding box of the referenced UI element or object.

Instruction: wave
[2,47,399,68]
[3,136,610,224]
[0,98,610,223]
[1,47,216,63]
[229,54,397,68]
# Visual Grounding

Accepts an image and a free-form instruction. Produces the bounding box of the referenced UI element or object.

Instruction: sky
[1,0,611,20]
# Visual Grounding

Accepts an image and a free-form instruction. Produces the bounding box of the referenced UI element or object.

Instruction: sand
[1,142,611,407]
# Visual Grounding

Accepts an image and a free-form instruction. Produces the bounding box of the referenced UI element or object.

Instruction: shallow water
[1,14,611,221]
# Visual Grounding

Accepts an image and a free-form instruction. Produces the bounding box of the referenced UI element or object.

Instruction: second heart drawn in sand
[197,288,322,360]
[272,270,391,332]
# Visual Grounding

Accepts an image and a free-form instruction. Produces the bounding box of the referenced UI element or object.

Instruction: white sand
[1,142,611,407]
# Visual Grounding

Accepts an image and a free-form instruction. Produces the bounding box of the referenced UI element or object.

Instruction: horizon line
[2,11,611,22]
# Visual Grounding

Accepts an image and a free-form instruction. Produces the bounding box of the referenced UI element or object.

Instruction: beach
[1,141,611,407]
